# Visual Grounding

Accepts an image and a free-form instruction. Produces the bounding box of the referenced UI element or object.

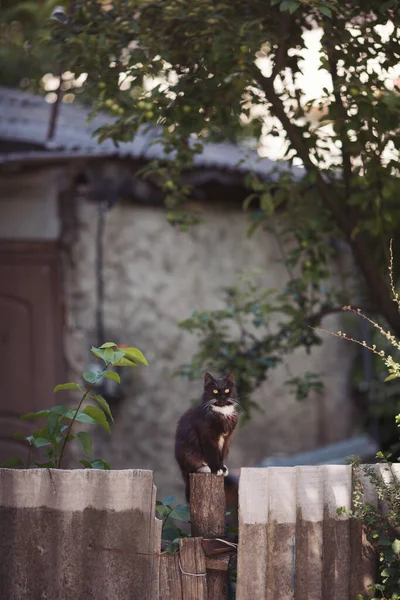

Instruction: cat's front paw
[216,469,224,476]
[222,465,229,477]
[196,464,211,474]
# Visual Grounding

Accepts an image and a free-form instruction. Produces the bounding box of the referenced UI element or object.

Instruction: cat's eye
[225,388,230,393]
[213,389,218,394]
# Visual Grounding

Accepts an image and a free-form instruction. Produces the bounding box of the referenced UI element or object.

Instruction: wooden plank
[207,569,228,600]
[189,474,225,538]
[205,556,231,571]
[189,474,228,600]
[152,516,162,600]
[322,465,352,600]
[295,466,324,600]
[266,467,296,600]
[350,466,377,598]
[159,554,183,600]
[180,538,207,600]
[236,468,269,600]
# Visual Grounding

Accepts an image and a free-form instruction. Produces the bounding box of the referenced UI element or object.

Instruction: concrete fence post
[0,468,161,600]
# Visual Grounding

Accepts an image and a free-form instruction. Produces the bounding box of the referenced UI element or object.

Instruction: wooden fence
[1,465,398,599]
[236,465,389,600]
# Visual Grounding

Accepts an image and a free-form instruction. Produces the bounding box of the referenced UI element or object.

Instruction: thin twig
[57,384,93,468]
[313,325,386,358]
[389,239,400,310]
[57,362,112,468]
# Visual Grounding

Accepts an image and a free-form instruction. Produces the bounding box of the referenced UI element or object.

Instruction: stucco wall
[63,187,356,500]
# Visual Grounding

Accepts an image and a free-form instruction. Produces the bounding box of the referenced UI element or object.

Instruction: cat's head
[202,372,237,414]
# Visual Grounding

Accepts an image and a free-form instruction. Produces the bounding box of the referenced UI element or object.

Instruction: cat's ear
[204,372,214,384]
[225,372,235,384]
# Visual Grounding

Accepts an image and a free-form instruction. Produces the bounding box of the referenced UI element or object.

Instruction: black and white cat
[175,372,239,501]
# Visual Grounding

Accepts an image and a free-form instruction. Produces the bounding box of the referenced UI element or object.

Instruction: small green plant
[156,495,190,553]
[326,242,400,599]
[0,342,148,470]
[338,457,400,600]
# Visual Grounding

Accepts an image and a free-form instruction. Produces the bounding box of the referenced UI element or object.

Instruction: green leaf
[165,538,180,554]
[392,539,400,554]
[0,456,24,468]
[260,192,274,215]
[50,404,70,416]
[92,394,114,423]
[385,373,399,382]
[104,370,121,384]
[109,350,126,364]
[33,437,52,448]
[113,347,149,367]
[169,504,190,522]
[378,538,393,546]
[162,495,176,506]
[54,382,82,392]
[47,405,68,437]
[156,505,168,518]
[91,347,106,362]
[33,461,57,468]
[79,459,93,468]
[99,342,117,348]
[83,371,102,384]
[20,410,49,420]
[319,6,332,17]
[82,405,111,433]
[76,431,92,456]
[279,0,299,13]
[162,524,181,542]
[104,348,115,362]
[90,458,111,470]
[63,410,98,425]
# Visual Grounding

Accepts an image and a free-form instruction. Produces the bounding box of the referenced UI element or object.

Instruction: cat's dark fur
[175,372,238,501]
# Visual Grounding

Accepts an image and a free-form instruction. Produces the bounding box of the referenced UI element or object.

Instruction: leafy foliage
[0,342,148,469]
[329,249,400,598]
[156,495,190,554]
[42,0,400,282]
[3,1,400,425]
[0,0,64,90]
[347,459,400,600]
[177,272,326,420]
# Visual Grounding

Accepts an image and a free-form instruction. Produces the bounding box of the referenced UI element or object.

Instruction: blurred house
[0,86,357,498]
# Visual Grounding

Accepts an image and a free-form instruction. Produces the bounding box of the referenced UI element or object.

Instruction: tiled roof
[0,85,302,180]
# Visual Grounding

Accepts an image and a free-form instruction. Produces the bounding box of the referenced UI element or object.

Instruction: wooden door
[0,242,64,464]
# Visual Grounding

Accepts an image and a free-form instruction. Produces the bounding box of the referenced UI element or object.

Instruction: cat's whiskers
[201,400,214,411]
[229,399,245,412]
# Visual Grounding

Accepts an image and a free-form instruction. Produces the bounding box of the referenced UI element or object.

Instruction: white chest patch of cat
[212,404,235,416]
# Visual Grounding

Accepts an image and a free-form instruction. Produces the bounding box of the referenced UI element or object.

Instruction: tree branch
[251,65,400,336]
[270,13,291,81]
[325,44,352,197]
[307,305,373,328]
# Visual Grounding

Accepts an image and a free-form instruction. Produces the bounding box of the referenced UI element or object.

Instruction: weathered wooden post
[190,473,229,600]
